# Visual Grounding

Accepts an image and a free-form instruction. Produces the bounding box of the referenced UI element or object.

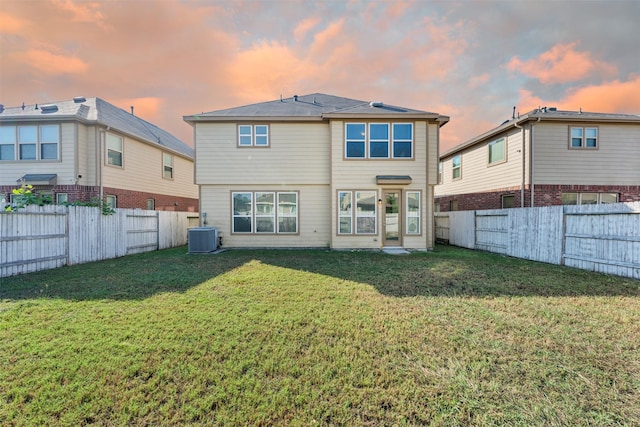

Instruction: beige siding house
[0,97,198,211]
[185,93,448,249]
[435,108,640,211]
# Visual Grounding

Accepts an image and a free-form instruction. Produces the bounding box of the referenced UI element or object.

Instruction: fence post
[473,210,478,249]
[560,207,567,266]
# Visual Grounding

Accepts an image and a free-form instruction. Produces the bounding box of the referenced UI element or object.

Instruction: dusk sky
[1,0,639,151]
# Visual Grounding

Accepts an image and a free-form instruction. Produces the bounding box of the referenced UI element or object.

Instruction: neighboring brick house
[0,97,198,211]
[435,108,640,211]
[184,93,448,249]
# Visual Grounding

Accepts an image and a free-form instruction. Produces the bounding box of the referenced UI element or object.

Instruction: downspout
[514,120,525,207]
[529,117,541,207]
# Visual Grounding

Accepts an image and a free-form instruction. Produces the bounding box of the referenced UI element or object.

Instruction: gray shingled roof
[184,93,447,123]
[0,97,193,158]
[441,108,640,158]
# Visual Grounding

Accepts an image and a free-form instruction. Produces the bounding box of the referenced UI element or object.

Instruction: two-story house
[184,93,448,249]
[435,108,640,211]
[0,97,198,211]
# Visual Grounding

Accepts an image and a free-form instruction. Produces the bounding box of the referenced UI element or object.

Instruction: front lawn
[1,246,639,425]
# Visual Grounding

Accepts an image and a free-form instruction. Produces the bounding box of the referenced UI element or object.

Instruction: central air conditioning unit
[188,227,218,253]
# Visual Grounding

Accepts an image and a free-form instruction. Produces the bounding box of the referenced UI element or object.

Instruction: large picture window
[346,122,413,159]
[232,191,298,234]
[337,190,377,235]
[0,125,59,161]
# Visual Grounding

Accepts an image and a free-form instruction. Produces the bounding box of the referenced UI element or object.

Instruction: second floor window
[107,133,123,167]
[452,155,461,180]
[238,125,269,147]
[488,137,505,164]
[163,153,173,179]
[0,124,60,161]
[570,127,598,149]
[345,122,413,159]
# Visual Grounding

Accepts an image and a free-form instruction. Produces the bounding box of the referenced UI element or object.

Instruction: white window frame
[337,190,378,235]
[238,124,269,147]
[406,191,421,235]
[231,191,298,234]
[562,192,618,205]
[488,137,506,165]
[147,198,155,210]
[338,191,352,234]
[106,133,124,167]
[452,155,461,180]
[105,195,117,208]
[39,125,60,160]
[18,125,37,160]
[501,194,515,208]
[162,152,173,180]
[438,161,443,184]
[56,193,68,204]
[570,126,598,149]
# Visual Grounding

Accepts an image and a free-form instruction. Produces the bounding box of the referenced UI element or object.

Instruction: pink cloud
[51,0,110,30]
[293,17,320,42]
[13,49,89,75]
[0,12,26,34]
[506,42,617,84]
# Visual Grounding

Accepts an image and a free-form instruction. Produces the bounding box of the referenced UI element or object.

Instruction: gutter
[513,120,525,207]
[529,117,541,207]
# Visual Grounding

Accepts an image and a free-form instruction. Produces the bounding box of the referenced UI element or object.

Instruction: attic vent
[0,104,4,113]
[370,101,384,107]
[41,104,58,113]
[548,107,557,111]
[73,96,86,103]
[293,95,298,101]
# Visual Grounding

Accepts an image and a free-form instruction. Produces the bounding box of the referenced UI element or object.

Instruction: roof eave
[322,112,443,120]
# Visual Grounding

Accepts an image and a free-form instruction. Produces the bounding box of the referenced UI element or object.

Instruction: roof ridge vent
[73,96,86,103]
[370,101,384,107]
[41,104,58,113]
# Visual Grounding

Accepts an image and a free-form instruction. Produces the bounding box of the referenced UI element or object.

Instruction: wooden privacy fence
[435,202,640,280]
[0,205,199,278]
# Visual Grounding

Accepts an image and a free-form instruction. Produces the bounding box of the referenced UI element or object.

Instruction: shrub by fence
[0,205,199,278]
[435,202,640,280]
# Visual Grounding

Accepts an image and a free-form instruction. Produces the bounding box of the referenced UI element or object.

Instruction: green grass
[1,245,639,426]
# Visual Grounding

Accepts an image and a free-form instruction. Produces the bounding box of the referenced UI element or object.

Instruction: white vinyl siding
[195,122,329,185]
[201,185,327,248]
[435,128,525,196]
[535,123,639,185]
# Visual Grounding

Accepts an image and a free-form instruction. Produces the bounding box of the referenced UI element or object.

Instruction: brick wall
[0,184,198,212]
[435,185,640,212]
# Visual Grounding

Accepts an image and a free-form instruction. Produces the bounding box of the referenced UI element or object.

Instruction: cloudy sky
[1,0,639,151]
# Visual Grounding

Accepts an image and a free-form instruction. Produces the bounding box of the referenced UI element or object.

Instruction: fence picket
[0,206,198,278]
[436,202,640,280]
